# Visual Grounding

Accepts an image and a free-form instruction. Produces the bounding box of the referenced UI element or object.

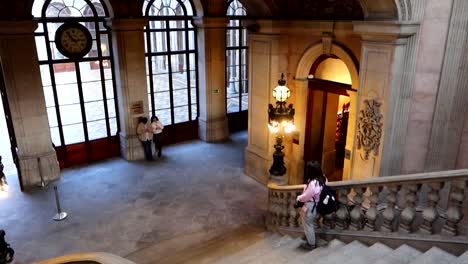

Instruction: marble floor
[0,131,268,263]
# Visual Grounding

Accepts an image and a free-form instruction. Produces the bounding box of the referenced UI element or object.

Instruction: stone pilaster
[426,0,468,170]
[244,32,289,185]
[107,18,148,161]
[352,22,419,178]
[194,17,229,142]
[0,21,60,189]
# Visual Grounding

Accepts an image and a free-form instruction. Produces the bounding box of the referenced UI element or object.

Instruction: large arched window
[33,0,119,167]
[143,0,198,140]
[226,0,248,114]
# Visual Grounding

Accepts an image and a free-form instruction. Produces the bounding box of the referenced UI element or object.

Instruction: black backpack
[316,185,337,215]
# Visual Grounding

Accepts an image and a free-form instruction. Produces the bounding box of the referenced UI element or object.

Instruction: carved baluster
[279,192,286,226]
[399,184,421,233]
[289,192,299,228]
[382,185,400,232]
[365,186,380,231]
[442,180,466,235]
[336,188,350,230]
[274,192,281,226]
[323,212,335,230]
[269,191,277,225]
[418,182,442,234]
[350,187,365,230]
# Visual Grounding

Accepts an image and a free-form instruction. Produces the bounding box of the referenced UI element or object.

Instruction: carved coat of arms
[357,99,383,160]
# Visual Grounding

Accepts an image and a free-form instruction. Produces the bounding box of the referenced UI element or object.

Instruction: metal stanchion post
[53,185,67,221]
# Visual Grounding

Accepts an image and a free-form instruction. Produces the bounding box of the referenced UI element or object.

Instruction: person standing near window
[151,116,164,158]
[137,117,153,161]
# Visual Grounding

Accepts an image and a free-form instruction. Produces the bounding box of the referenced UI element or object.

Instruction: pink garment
[297,180,323,203]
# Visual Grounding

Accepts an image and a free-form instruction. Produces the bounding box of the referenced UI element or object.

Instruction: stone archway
[359,0,425,22]
[294,43,359,181]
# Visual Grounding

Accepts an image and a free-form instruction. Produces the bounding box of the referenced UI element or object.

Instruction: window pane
[173,89,188,107]
[63,123,85,144]
[172,71,188,89]
[105,80,114,99]
[56,83,80,105]
[35,36,48,61]
[155,109,171,125]
[191,88,197,105]
[191,104,197,120]
[43,85,55,107]
[148,93,153,113]
[50,42,66,60]
[188,31,195,50]
[47,107,58,127]
[60,104,83,125]
[241,49,248,65]
[190,70,196,84]
[242,29,248,46]
[107,99,116,118]
[226,29,239,47]
[241,95,249,111]
[40,65,52,86]
[227,98,238,113]
[82,80,104,102]
[99,34,110,56]
[85,101,105,122]
[103,60,112,79]
[110,117,118,136]
[241,64,248,81]
[84,40,98,58]
[171,54,186,72]
[150,31,167,53]
[80,61,101,82]
[152,56,169,74]
[153,73,170,92]
[50,127,61,147]
[169,31,185,51]
[53,63,76,85]
[174,106,189,123]
[154,91,171,109]
[87,120,107,140]
[242,80,248,94]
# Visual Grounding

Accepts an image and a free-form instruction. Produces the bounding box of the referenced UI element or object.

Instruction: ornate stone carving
[357,99,383,160]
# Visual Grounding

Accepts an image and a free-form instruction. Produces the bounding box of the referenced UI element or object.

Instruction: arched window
[33,0,119,167]
[143,0,198,132]
[226,0,248,114]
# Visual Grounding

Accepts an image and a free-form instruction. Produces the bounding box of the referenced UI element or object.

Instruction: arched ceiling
[0,0,402,21]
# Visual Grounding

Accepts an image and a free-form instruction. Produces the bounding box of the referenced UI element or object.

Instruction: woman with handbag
[296,161,326,250]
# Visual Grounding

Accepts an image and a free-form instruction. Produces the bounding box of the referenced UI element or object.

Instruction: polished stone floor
[0,131,268,263]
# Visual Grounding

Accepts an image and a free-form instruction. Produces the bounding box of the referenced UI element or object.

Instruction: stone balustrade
[266,169,468,250]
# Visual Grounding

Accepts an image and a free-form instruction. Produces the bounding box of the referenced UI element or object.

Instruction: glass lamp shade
[272,85,290,102]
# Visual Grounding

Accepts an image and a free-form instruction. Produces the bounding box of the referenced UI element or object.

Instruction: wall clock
[54,22,93,59]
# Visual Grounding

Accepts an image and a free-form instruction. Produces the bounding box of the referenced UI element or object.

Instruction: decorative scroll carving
[357,99,383,160]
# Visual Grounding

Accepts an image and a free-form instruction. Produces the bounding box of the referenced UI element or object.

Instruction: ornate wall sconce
[268,74,295,179]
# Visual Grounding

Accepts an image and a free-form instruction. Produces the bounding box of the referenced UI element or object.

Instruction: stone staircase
[141,227,468,264]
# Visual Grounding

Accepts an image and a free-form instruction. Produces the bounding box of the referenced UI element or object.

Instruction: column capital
[0,20,37,35]
[106,18,149,31]
[193,17,229,29]
[353,21,420,43]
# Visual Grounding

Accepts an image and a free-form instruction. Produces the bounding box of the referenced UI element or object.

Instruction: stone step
[288,239,346,264]
[375,244,422,264]
[410,247,457,264]
[211,233,285,264]
[345,242,393,264]
[455,251,468,264]
[313,240,368,264]
[251,237,306,264]
[234,235,299,264]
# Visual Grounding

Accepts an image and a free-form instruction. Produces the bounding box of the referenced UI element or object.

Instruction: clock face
[55,22,92,59]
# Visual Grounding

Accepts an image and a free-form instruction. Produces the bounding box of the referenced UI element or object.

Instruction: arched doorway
[304,55,354,182]
[295,43,359,183]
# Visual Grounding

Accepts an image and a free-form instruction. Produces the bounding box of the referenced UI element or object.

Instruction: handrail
[266,168,468,252]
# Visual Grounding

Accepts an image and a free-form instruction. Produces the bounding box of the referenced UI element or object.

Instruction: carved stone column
[352,22,419,178]
[0,21,60,189]
[194,17,229,142]
[107,18,148,161]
